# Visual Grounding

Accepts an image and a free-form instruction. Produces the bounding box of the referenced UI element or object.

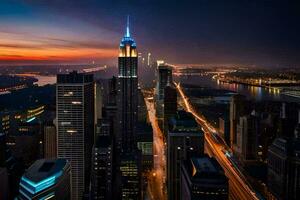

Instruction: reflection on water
[34,75,56,86]
[175,75,298,102]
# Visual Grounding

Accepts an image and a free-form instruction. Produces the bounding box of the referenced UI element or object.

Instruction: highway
[175,82,259,200]
[144,94,167,200]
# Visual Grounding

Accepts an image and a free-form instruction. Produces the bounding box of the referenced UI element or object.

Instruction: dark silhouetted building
[235,112,260,165]
[91,135,113,200]
[44,123,56,159]
[267,110,300,200]
[155,62,173,129]
[1,132,24,199]
[230,94,247,149]
[19,158,71,200]
[10,120,41,168]
[163,85,177,136]
[219,115,230,146]
[155,62,173,101]
[120,153,142,200]
[0,167,8,200]
[137,122,153,172]
[181,156,228,200]
[56,71,94,200]
[167,110,204,200]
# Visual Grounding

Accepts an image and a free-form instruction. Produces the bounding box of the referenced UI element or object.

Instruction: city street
[175,82,259,200]
[144,95,167,200]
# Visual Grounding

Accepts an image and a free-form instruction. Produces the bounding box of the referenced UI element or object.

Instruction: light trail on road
[144,93,167,200]
[175,82,259,200]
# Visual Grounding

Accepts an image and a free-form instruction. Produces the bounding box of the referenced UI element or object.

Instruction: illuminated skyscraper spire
[126,15,130,37]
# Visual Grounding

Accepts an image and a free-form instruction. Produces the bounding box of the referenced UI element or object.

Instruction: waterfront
[13,73,56,86]
[175,74,300,102]
[34,75,56,86]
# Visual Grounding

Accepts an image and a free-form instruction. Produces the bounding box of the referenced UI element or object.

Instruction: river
[33,75,56,86]
[175,74,300,102]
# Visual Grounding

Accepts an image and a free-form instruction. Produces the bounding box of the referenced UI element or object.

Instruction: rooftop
[169,110,200,132]
[22,159,69,185]
[57,71,93,84]
[182,155,227,183]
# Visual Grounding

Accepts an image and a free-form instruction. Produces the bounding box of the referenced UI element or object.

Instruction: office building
[163,85,177,136]
[0,113,10,134]
[120,153,142,200]
[155,62,173,129]
[181,155,229,200]
[10,120,41,167]
[219,115,230,146]
[155,61,173,101]
[117,17,138,153]
[230,94,247,149]
[91,135,113,200]
[138,88,149,123]
[95,81,103,121]
[267,110,300,200]
[56,71,94,199]
[235,112,260,165]
[167,110,204,200]
[44,123,56,159]
[137,122,153,172]
[1,132,24,199]
[19,159,71,200]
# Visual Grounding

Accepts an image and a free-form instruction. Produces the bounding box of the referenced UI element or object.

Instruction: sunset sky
[0,0,299,67]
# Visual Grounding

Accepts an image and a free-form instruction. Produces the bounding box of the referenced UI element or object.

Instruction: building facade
[117,18,138,153]
[91,135,113,200]
[56,71,94,199]
[181,156,228,200]
[167,111,204,200]
[44,123,56,159]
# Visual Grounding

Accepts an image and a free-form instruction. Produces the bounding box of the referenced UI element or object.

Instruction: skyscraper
[91,135,113,200]
[167,110,204,200]
[267,109,300,200]
[230,94,247,149]
[117,17,138,153]
[117,17,142,200]
[163,85,177,136]
[181,156,228,200]
[19,159,71,200]
[155,62,173,129]
[56,71,94,200]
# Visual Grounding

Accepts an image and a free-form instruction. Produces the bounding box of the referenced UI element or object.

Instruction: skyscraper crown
[120,16,136,48]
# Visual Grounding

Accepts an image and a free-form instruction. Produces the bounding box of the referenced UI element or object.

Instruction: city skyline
[1,1,300,200]
[0,0,300,67]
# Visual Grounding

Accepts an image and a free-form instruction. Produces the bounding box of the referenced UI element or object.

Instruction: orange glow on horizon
[0,46,118,62]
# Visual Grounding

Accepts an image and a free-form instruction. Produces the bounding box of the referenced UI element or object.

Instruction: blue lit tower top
[119,16,137,58]
[19,159,71,199]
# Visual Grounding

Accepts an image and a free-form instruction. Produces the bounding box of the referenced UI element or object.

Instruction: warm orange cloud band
[0,46,118,62]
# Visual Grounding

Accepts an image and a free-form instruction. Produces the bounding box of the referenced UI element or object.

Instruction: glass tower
[56,71,94,200]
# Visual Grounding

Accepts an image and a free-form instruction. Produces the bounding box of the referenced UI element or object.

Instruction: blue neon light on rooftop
[20,171,63,194]
[26,117,36,123]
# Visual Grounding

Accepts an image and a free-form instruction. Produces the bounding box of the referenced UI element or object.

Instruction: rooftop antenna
[126,15,130,37]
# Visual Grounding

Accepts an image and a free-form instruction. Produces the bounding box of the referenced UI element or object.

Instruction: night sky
[0,0,299,67]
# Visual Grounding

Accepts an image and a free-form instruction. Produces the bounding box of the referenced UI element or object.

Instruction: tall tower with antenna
[117,16,141,200]
[117,16,138,152]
